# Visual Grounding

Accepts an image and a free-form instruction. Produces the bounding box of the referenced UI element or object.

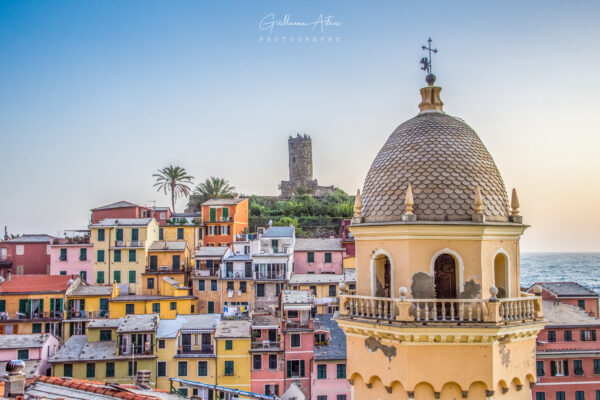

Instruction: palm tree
[194,177,236,202]
[153,165,194,213]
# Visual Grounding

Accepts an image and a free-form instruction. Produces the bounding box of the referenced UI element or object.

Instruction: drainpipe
[108,229,112,286]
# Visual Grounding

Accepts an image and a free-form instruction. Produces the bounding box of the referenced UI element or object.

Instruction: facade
[0,234,54,276]
[191,246,233,314]
[290,271,355,315]
[0,333,60,378]
[201,198,248,247]
[311,315,351,400]
[338,219,355,258]
[530,281,599,317]
[293,238,344,275]
[49,243,94,281]
[63,280,115,341]
[160,213,204,251]
[214,320,252,395]
[221,253,254,317]
[91,201,171,226]
[144,241,192,293]
[251,314,285,397]
[90,218,159,295]
[335,77,544,399]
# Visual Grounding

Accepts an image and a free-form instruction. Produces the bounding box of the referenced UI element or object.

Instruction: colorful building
[49,243,94,282]
[214,320,252,395]
[90,218,159,295]
[338,219,355,258]
[251,313,284,397]
[311,315,351,400]
[290,273,353,314]
[0,234,54,276]
[63,280,115,341]
[0,274,78,338]
[0,333,60,378]
[221,253,254,317]
[293,238,344,275]
[202,198,248,247]
[91,201,171,226]
[161,212,204,250]
[191,247,233,314]
[144,241,192,293]
[335,77,544,399]
[531,281,599,317]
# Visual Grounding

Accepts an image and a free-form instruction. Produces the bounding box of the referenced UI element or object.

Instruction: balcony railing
[66,310,109,319]
[339,294,543,324]
[254,272,287,280]
[194,268,219,277]
[0,311,64,320]
[146,265,182,273]
[284,320,313,329]
[0,255,12,267]
[251,340,282,350]
[114,240,145,248]
[119,344,154,356]
[222,271,253,279]
[177,344,214,355]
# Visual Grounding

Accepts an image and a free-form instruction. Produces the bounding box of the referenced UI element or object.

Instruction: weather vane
[420,37,438,85]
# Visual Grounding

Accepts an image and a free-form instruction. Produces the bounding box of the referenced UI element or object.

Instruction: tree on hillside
[153,165,194,213]
[193,177,236,203]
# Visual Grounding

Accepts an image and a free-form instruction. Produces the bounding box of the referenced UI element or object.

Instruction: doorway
[373,254,391,297]
[434,254,457,299]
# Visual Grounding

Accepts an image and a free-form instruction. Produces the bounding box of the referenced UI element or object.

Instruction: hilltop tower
[288,134,313,185]
[335,73,544,399]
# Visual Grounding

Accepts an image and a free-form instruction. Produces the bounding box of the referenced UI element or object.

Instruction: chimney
[7,272,11,281]
[136,369,151,389]
[4,360,26,398]
[3,226,8,241]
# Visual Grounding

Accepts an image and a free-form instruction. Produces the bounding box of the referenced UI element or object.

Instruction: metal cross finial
[420,37,438,74]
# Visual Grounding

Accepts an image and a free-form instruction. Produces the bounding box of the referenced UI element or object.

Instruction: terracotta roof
[0,274,75,293]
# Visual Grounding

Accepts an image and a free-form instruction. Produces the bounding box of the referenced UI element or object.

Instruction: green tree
[193,177,236,203]
[153,165,194,213]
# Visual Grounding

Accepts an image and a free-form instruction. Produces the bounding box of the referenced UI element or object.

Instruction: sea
[521,253,600,294]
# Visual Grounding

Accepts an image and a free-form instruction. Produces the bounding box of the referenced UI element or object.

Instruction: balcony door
[434,254,457,299]
[182,334,192,352]
[373,254,391,298]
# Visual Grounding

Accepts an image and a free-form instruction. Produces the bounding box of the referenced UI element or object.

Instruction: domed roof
[361,110,511,223]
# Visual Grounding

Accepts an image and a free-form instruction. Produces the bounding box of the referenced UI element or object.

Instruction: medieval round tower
[288,134,313,185]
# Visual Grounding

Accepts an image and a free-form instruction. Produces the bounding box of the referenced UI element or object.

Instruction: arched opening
[434,254,457,299]
[494,253,509,298]
[373,253,392,297]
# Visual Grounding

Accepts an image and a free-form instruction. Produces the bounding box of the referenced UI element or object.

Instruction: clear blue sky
[1,0,599,251]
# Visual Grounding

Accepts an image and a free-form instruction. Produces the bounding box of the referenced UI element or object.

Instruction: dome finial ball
[426,73,436,86]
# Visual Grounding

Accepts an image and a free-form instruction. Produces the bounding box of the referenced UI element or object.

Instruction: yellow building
[50,314,158,385]
[160,213,204,251]
[156,314,221,398]
[335,76,544,399]
[289,271,356,314]
[144,240,192,293]
[90,218,159,295]
[215,320,252,395]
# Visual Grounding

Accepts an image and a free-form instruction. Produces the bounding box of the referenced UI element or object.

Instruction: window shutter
[69,322,74,337]
[59,298,63,312]
[300,360,305,377]
[39,299,44,314]
[80,299,85,312]
[287,361,292,378]
[593,330,597,341]
[564,360,569,376]
[19,299,27,314]
[550,361,556,376]
[223,208,229,220]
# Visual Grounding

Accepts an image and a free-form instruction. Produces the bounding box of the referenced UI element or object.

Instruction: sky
[0,0,599,252]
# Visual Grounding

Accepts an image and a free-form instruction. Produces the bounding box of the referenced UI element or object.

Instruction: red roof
[0,274,75,293]
[35,376,169,399]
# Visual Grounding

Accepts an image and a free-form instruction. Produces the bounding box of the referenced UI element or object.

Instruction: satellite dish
[0,276,5,284]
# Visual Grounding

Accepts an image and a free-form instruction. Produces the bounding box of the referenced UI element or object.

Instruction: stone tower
[288,134,313,185]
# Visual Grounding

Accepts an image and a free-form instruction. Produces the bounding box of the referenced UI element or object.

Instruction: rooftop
[224,253,252,262]
[157,314,221,338]
[289,273,345,284]
[88,318,123,329]
[0,274,75,294]
[111,295,194,302]
[149,241,188,251]
[91,200,138,211]
[171,212,202,218]
[251,314,280,328]
[0,333,53,349]
[195,246,230,258]
[294,238,343,252]
[282,290,313,305]
[215,320,251,338]
[262,226,294,238]
[0,360,40,378]
[202,197,247,206]
[3,234,54,243]
[69,284,114,297]
[542,300,600,327]
[51,335,116,362]
[534,282,598,298]
[314,314,347,361]
[117,314,159,333]
[90,218,153,227]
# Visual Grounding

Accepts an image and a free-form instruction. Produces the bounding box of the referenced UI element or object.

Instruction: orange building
[201,198,248,247]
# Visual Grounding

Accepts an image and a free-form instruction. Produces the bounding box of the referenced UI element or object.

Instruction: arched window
[493,252,509,298]
[372,253,392,298]
[434,254,457,299]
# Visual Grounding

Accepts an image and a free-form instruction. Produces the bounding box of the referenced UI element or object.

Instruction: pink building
[311,315,351,400]
[91,201,171,226]
[49,243,93,282]
[251,314,285,397]
[0,333,59,377]
[0,234,54,276]
[531,282,599,317]
[281,290,315,399]
[528,282,600,400]
[338,219,355,258]
[293,239,344,275]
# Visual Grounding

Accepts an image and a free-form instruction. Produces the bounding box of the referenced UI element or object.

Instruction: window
[575,391,585,400]
[240,281,247,293]
[198,280,205,291]
[257,283,265,297]
[129,249,136,262]
[222,207,229,220]
[253,355,262,370]
[177,388,188,397]
[564,330,572,341]
[97,229,105,241]
[329,285,336,297]
[178,361,188,376]
[211,280,218,291]
[59,271,67,275]
[80,271,87,281]
[555,393,566,400]
[310,285,317,295]
[86,363,95,378]
[337,363,346,378]
[129,270,136,283]
[159,228,164,240]
[288,310,298,318]
[227,281,234,291]
[177,228,184,240]
[106,362,115,377]
[537,360,545,376]
[550,360,568,376]
[265,385,279,396]
[574,359,584,375]
[224,361,234,376]
[113,270,120,283]
[128,361,137,376]
[158,339,165,349]
[317,364,327,379]
[32,323,42,333]
[535,393,545,400]
[325,252,332,263]
[581,330,597,341]
[152,303,160,313]
[596,390,600,400]
[114,250,121,262]
[17,349,29,360]
[594,359,600,374]
[291,334,301,347]
[307,252,314,263]
[0,300,5,313]
[548,330,556,342]
[157,361,167,377]
[97,250,105,262]
[198,361,208,376]
[116,229,123,241]
[170,302,176,310]
[337,396,347,400]
[96,271,105,284]
[63,363,73,377]
[60,248,67,261]
[100,330,112,341]
[578,299,586,309]
[286,360,305,378]
[225,340,233,350]
[269,354,277,370]
[210,208,216,222]
[147,278,154,289]
[317,396,327,400]
[126,304,135,315]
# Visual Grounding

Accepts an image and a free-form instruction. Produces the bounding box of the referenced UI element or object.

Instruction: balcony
[146,265,183,273]
[0,311,63,321]
[222,270,253,279]
[194,268,219,277]
[284,320,313,330]
[119,344,154,356]
[254,271,287,280]
[176,344,214,356]
[113,240,145,248]
[251,340,282,351]
[338,293,543,325]
[66,310,109,319]
[0,255,12,267]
